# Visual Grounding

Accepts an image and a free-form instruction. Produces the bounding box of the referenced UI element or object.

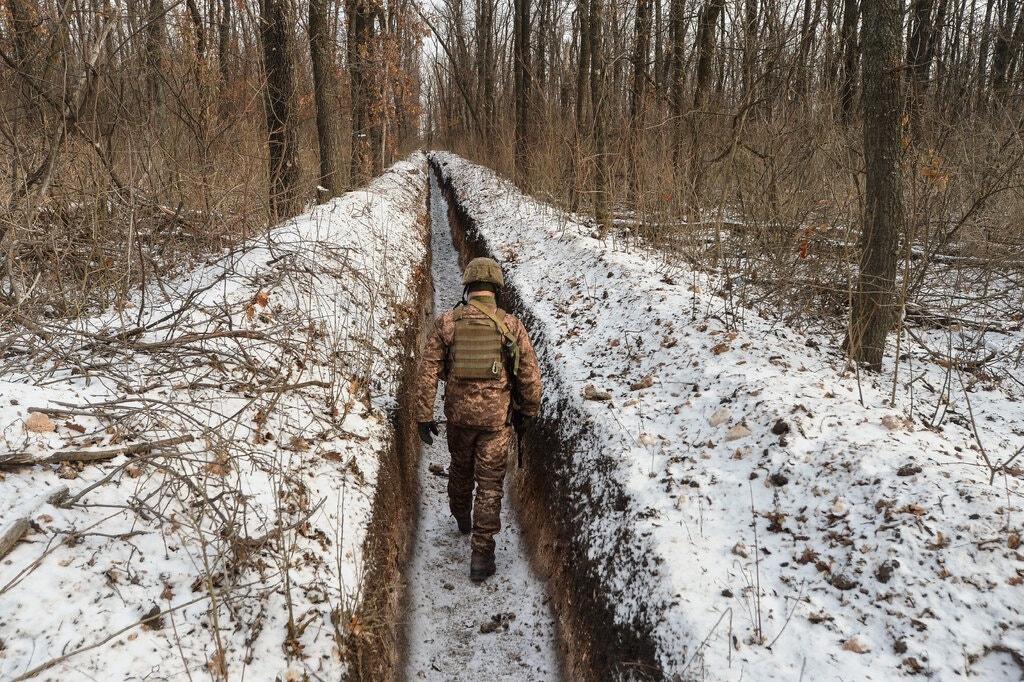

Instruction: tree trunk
[591,0,611,233]
[260,0,302,219]
[310,0,345,199]
[476,0,495,137]
[742,0,759,103]
[906,0,942,134]
[145,0,167,134]
[839,0,860,123]
[513,0,531,184]
[569,0,590,212]
[977,0,994,109]
[629,0,651,205]
[694,0,725,110]
[845,0,906,371]
[669,0,690,207]
[992,2,1024,103]
[348,0,381,186]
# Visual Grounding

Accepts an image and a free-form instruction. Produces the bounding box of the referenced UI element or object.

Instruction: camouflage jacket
[415,294,542,430]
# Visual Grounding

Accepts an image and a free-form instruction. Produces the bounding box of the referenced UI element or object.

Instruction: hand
[511,413,533,434]
[417,421,439,445]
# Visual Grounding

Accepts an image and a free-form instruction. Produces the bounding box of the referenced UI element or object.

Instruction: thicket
[426,0,1024,357]
[1,0,422,317]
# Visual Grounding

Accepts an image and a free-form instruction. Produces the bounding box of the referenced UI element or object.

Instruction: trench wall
[430,158,664,681]
[345,170,433,681]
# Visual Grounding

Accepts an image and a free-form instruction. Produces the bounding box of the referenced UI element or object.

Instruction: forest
[2,0,1023,366]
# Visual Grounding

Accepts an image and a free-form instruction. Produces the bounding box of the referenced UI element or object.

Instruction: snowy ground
[402,171,560,680]
[432,151,1024,680]
[0,156,429,680]
[2,147,1022,681]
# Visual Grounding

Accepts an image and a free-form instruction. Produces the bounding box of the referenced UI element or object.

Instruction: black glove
[417,421,439,445]
[511,413,533,435]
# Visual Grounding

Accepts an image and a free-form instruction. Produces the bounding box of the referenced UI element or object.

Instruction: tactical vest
[449,301,519,381]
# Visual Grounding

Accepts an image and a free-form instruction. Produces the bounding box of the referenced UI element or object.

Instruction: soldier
[415,257,543,581]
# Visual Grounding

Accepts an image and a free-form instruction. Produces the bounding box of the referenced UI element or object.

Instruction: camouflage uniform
[415,291,542,558]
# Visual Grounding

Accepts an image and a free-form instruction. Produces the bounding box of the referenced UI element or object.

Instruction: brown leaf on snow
[65,421,86,434]
[899,504,928,517]
[711,342,731,355]
[842,635,871,653]
[25,412,56,433]
[629,375,654,391]
[254,291,270,307]
[882,415,902,430]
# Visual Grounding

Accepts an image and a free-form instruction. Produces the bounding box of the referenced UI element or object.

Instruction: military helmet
[462,257,504,288]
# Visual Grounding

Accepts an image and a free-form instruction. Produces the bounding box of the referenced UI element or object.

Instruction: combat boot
[469,550,496,582]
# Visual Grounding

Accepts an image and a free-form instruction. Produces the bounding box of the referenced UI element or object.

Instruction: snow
[0,155,429,680]
[431,151,1024,680]
[402,170,559,680]
[2,144,1022,681]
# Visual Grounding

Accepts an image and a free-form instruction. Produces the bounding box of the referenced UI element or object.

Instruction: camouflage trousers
[446,424,513,555]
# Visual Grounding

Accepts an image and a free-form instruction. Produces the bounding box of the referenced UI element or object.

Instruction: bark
[145,0,167,133]
[569,0,590,212]
[839,0,860,123]
[629,0,651,204]
[669,0,687,176]
[310,0,345,198]
[218,0,232,90]
[590,0,611,233]
[845,0,906,371]
[260,0,302,218]
[476,0,496,137]
[514,0,531,183]
[348,0,382,185]
[992,2,1024,103]
[694,0,725,110]
[742,0,759,102]
[977,0,994,108]
[906,0,944,133]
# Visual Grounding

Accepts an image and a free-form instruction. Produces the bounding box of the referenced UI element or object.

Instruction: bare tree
[310,0,346,199]
[261,0,302,218]
[845,0,906,370]
[513,0,531,183]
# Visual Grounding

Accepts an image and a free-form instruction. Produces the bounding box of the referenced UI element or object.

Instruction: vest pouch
[451,317,505,380]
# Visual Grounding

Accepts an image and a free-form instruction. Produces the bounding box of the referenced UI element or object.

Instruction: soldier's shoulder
[502,312,530,334]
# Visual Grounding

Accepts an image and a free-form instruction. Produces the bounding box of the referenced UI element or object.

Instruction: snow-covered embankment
[430,151,1024,681]
[0,155,431,680]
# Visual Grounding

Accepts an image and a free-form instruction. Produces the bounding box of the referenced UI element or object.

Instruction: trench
[400,168,562,680]
[428,156,665,681]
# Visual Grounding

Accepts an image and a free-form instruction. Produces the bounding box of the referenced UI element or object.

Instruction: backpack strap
[466,298,520,376]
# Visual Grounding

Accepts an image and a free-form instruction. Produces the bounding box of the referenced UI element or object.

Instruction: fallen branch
[0,434,195,468]
[0,486,69,560]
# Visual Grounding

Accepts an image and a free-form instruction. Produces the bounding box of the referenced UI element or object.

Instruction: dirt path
[401,173,561,681]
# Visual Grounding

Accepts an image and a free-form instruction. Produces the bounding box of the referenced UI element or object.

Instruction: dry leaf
[711,343,730,355]
[899,504,927,517]
[25,412,56,433]
[842,635,871,654]
[255,291,270,307]
[629,375,654,391]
